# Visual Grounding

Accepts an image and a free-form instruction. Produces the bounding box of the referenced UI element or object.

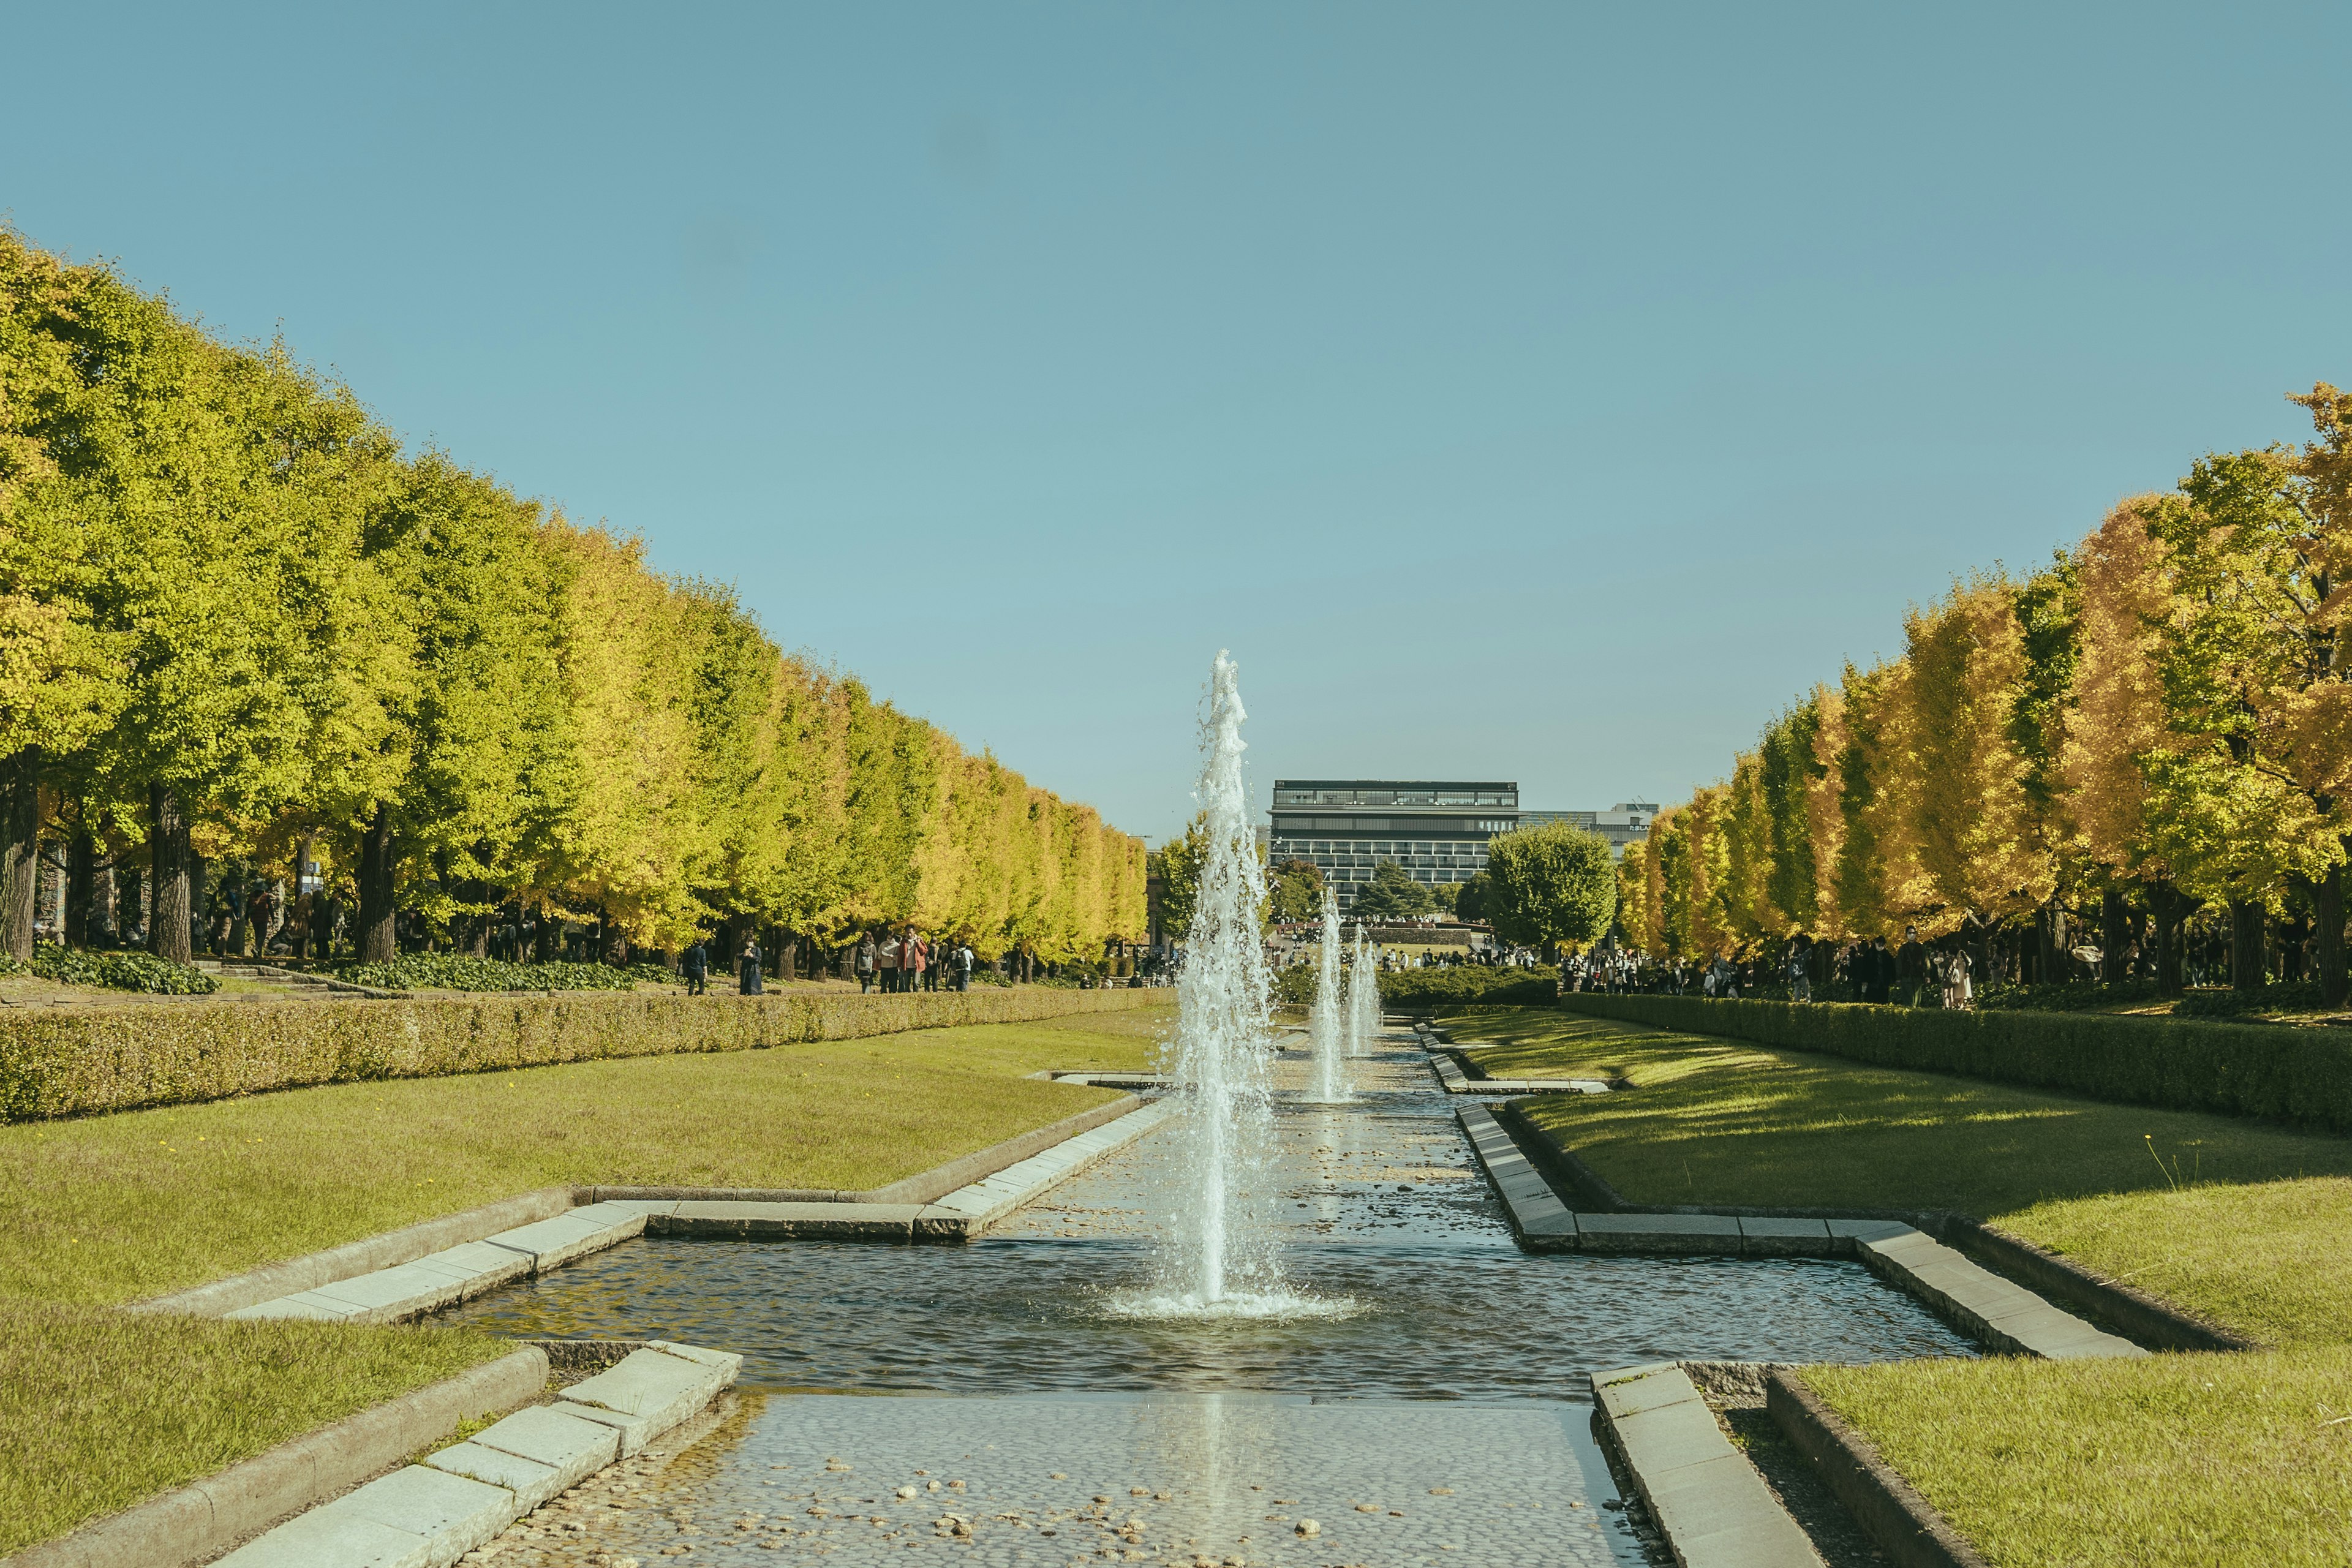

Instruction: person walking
[1943,945,1974,1010]
[878,931,902,993]
[738,935,764,995]
[683,937,708,996]
[956,940,974,991]
[1896,926,1926,1008]
[1785,936,1811,1002]
[856,932,877,992]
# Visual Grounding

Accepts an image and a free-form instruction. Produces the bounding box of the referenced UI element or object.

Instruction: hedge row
[1556,992,2352,1134]
[1270,965,1558,1008]
[1381,968,1559,1007]
[0,987,1162,1121]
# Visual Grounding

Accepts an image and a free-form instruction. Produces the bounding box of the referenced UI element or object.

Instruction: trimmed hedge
[0,987,1163,1121]
[1381,968,1559,1008]
[1270,965,1558,1009]
[333,954,649,992]
[1558,992,2352,1134]
[12,948,219,995]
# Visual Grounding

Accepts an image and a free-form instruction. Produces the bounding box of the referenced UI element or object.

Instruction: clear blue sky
[8,4,2348,842]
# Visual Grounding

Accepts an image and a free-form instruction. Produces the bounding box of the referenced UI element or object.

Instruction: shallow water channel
[444,1038,1975,1568]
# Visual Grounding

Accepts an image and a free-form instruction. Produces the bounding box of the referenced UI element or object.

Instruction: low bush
[1273,964,1556,1008]
[1557,992,2352,1133]
[1975,978,2163,1012]
[28,948,217,995]
[1382,967,1558,1007]
[334,954,646,992]
[0,986,1163,1121]
[2176,982,2324,1019]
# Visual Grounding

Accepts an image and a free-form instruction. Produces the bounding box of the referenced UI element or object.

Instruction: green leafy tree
[1267,857,1324,922]
[1454,869,1494,925]
[1148,813,1209,937]
[1350,860,1433,919]
[1483,821,1616,953]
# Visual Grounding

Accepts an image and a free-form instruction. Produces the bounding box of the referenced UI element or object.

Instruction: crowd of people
[1561,927,1983,1009]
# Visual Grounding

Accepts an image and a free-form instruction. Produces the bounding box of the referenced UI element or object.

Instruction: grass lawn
[0,1303,513,1555]
[0,1002,1167,1552]
[1443,1005,2352,1567]
[4,1014,1156,1306]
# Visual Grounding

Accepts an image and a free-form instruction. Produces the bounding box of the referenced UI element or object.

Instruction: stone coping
[1486,1099,2249,1353]
[134,1095,1146,1321]
[1765,1370,1992,1568]
[193,1098,1175,1328]
[209,1342,741,1568]
[1591,1362,1826,1568]
[1423,1047,1612,1096]
[0,1349,549,1568]
[1456,1104,2145,1359]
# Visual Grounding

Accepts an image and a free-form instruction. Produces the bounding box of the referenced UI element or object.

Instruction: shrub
[1558,992,2352,1134]
[2175,982,2323,1019]
[1380,967,1558,1008]
[1975,979,2163,1012]
[1275,964,1555,1009]
[0,986,1165,1121]
[29,947,217,995]
[334,954,641,993]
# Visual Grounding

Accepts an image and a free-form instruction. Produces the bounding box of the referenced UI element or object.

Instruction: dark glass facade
[1267,779,1520,905]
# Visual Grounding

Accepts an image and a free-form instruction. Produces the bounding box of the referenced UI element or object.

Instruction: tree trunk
[355,805,398,963]
[64,829,96,948]
[2152,880,2183,996]
[148,783,192,963]
[2100,886,2126,986]
[2229,898,2264,996]
[2036,897,2063,986]
[0,749,40,962]
[535,903,557,964]
[778,933,797,983]
[2320,859,2348,1009]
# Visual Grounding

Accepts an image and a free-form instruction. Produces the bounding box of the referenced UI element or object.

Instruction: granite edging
[0,1349,548,1568]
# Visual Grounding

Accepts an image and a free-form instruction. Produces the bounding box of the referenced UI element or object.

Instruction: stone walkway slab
[1426,1049,1610,1095]
[211,1343,736,1568]
[219,1101,1172,1322]
[1592,1362,1825,1568]
[1855,1229,2146,1360]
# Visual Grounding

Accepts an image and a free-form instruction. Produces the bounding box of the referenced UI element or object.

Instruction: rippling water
[443,1046,1977,1397]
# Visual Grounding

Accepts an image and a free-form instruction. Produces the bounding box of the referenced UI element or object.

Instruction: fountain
[1142,651,1291,1313]
[1346,930,1381,1057]
[1305,886,1350,1102]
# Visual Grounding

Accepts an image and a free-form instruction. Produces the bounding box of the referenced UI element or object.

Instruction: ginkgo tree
[0,231,1145,971]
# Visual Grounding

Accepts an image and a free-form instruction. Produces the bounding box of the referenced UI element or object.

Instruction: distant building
[1267,780,1519,907]
[1269,782,1655,907]
[1517,804,1659,860]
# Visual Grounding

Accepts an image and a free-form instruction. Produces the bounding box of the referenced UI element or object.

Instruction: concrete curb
[140,1091,1150,1325]
[1493,1099,2234,1352]
[864,1094,1143,1204]
[128,1189,579,1319]
[1424,1047,1610,1096]
[0,1349,547,1568]
[1765,1371,1991,1568]
[210,1097,1173,1321]
[1590,1362,1825,1567]
[209,1343,740,1568]
[1457,1108,2146,1359]
[1939,1216,2255,1353]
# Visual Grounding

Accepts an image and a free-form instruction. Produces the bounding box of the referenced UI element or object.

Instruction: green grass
[0,1005,1167,1552]
[1452,1009,2352,1221]
[1802,1350,2352,1567]
[0,1300,516,1554]
[1444,1005,2352,1567]
[2,1016,1157,1307]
